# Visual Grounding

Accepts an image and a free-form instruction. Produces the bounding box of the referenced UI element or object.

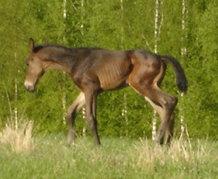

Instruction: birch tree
[179,0,188,139]
[62,0,67,125]
[152,0,163,141]
[80,0,84,36]
[120,0,128,136]
[80,0,87,136]
[14,41,18,129]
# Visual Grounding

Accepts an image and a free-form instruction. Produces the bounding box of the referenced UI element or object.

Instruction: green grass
[0,134,217,179]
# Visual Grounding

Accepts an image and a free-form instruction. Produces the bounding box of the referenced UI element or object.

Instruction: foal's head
[24,38,45,91]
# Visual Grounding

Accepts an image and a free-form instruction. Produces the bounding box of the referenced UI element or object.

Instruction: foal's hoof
[94,139,101,146]
[67,136,76,146]
[155,136,172,146]
[95,142,101,146]
[155,136,164,145]
[67,140,76,147]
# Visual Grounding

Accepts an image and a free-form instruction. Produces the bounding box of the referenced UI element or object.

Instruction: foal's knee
[168,96,177,108]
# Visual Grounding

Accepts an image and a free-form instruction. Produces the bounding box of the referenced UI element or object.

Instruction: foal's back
[90,50,132,90]
[72,49,132,90]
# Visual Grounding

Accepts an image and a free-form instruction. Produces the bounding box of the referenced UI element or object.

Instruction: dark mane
[33,45,44,53]
[33,45,105,65]
[33,44,71,53]
[34,44,102,53]
[33,45,105,66]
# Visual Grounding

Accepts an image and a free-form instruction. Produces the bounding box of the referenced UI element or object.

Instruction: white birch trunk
[154,0,159,53]
[80,0,86,136]
[181,0,187,56]
[152,0,161,141]
[14,49,18,129]
[80,0,84,36]
[62,94,66,125]
[63,0,67,19]
[152,0,164,141]
[180,0,187,139]
[179,93,185,139]
[120,0,128,135]
[62,0,67,125]
[120,0,124,46]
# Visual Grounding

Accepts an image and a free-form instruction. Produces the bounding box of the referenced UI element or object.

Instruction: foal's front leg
[66,92,85,144]
[84,90,101,145]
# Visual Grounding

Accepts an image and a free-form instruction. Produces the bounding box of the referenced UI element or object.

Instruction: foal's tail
[161,55,188,92]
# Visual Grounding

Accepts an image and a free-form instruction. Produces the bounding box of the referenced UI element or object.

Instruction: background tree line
[0,0,217,139]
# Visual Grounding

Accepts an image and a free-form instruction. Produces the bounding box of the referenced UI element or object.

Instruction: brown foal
[24,38,187,145]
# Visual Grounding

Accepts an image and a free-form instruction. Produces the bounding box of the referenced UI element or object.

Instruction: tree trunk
[80,0,87,136]
[180,0,187,139]
[120,0,128,136]
[63,0,67,19]
[120,0,124,46]
[152,0,163,141]
[80,0,84,36]
[62,0,67,125]
[181,0,187,56]
[14,47,18,129]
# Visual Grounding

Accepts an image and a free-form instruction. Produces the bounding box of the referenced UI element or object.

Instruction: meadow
[0,121,217,179]
[0,1,217,178]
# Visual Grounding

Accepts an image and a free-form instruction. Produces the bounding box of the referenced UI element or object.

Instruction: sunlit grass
[0,131,217,178]
[0,119,34,153]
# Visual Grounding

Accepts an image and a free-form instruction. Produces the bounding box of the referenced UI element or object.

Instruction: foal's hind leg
[130,81,177,144]
[66,92,85,144]
[144,89,177,145]
[128,60,177,145]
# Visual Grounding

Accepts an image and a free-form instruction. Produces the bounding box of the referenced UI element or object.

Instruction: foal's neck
[44,60,72,74]
[43,46,76,73]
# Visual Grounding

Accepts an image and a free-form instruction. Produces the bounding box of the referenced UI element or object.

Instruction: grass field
[0,131,218,179]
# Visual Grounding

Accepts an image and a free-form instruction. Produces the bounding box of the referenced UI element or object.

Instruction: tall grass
[0,119,34,153]
[0,133,217,179]
[0,116,216,178]
[132,139,207,171]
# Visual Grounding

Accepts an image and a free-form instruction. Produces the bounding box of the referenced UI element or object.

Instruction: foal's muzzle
[24,81,35,92]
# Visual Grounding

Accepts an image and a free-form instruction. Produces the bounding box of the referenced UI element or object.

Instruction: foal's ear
[28,38,35,52]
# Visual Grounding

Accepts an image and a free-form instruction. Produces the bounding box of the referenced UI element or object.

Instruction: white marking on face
[24,80,33,88]
[24,80,35,91]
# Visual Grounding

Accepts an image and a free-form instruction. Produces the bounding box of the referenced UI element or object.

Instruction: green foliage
[0,0,217,139]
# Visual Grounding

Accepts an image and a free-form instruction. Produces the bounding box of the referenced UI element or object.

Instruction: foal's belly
[95,59,131,90]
